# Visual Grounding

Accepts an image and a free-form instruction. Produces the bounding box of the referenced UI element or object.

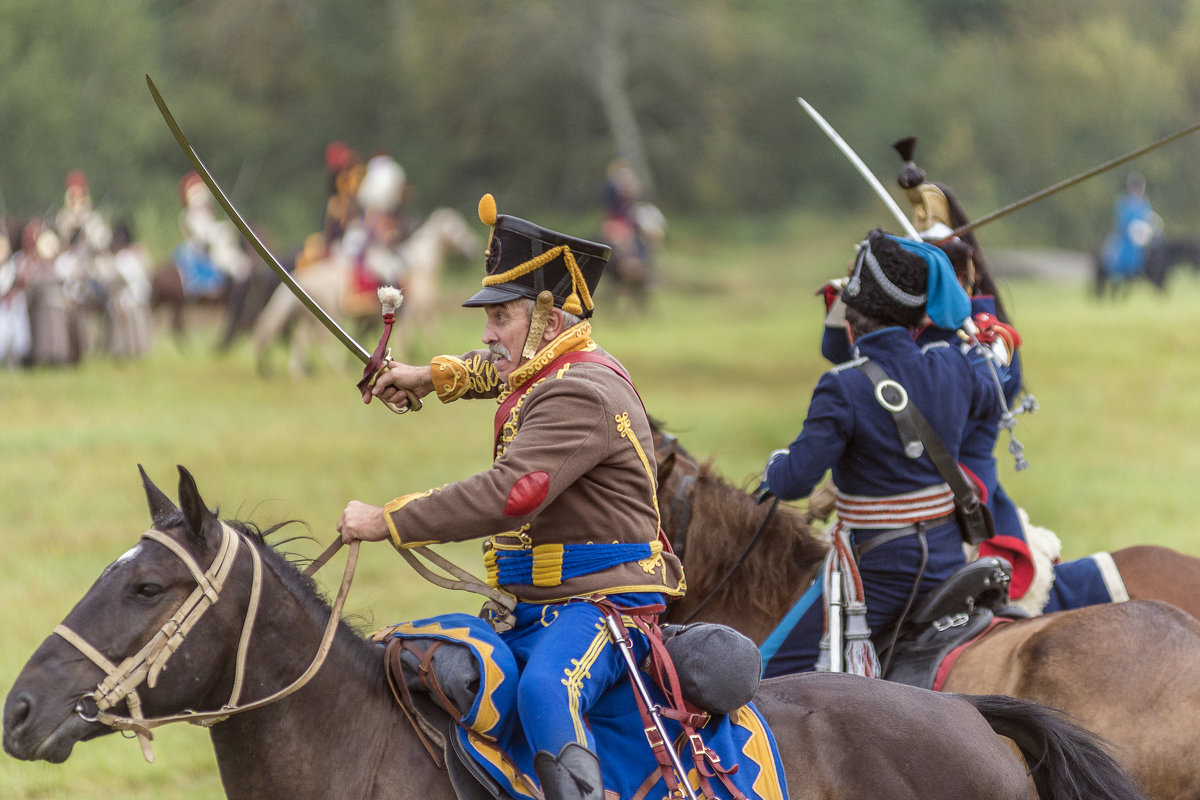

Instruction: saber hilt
[357,286,422,414]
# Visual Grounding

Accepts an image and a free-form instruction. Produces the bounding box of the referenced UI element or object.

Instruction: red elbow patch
[504,471,550,518]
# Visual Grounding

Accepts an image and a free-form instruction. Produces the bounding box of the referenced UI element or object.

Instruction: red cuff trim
[979,535,1035,598]
[504,471,550,518]
[958,463,988,504]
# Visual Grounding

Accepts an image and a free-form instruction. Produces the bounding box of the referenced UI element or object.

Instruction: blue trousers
[500,592,659,756]
[761,520,967,677]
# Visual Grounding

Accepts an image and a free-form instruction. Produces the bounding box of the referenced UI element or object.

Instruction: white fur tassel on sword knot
[356,286,422,414]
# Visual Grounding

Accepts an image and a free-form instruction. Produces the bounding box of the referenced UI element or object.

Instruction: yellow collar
[506,321,595,393]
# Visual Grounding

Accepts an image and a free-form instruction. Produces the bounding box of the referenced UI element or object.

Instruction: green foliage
[2,3,1200,255]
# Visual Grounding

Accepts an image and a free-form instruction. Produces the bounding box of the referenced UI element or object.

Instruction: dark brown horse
[149,260,233,345]
[3,466,1146,800]
[653,430,1200,800]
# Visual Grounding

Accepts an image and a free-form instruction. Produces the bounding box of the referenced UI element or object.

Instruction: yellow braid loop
[481,245,593,316]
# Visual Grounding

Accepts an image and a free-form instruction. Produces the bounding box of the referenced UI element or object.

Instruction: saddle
[378,613,781,800]
[875,556,1031,690]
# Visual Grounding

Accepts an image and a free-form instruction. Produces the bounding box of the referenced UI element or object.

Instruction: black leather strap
[853,513,954,560]
[856,359,993,545]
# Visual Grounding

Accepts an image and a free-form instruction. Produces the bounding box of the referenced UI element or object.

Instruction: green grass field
[3,211,1199,797]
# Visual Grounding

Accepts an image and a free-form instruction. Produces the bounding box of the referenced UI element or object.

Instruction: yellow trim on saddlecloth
[465,729,540,799]
[731,706,786,800]
[389,619,508,738]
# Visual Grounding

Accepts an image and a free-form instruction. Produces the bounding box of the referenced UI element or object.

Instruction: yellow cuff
[431,355,471,403]
[431,353,503,403]
[383,490,435,549]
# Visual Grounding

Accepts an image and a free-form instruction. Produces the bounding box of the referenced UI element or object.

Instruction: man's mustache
[489,342,510,360]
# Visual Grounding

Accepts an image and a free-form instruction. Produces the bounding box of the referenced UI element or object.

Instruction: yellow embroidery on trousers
[562,620,611,745]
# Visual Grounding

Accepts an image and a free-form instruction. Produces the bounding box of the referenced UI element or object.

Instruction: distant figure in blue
[1102,172,1160,282]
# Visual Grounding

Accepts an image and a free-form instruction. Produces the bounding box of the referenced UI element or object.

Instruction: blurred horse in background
[1094,236,1200,298]
[251,207,478,377]
[149,251,241,347]
[599,200,666,314]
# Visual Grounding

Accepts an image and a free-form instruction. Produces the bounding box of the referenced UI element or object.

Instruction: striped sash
[835,484,955,529]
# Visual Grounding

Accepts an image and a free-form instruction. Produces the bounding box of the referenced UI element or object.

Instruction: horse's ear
[140,464,179,527]
[176,465,218,549]
[657,449,677,487]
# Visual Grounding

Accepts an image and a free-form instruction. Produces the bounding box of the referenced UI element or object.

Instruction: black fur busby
[893,137,926,190]
[842,229,928,328]
[892,136,1007,320]
[463,194,611,318]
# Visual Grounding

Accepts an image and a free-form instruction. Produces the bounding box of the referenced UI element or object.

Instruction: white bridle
[53,523,358,763]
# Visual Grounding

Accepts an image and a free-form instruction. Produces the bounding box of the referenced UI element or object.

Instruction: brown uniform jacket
[384,322,686,604]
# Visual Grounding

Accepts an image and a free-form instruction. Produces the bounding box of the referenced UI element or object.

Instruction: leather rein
[53,524,360,763]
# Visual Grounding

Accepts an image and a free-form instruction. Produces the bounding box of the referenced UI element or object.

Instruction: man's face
[482,299,531,381]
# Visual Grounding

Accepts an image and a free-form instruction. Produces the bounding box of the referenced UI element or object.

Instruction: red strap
[932,617,1011,692]
[593,598,745,800]
[356,311,396,401]
[492,350,643,453]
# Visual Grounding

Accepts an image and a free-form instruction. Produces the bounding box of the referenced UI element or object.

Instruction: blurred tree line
[3,0,1200,257]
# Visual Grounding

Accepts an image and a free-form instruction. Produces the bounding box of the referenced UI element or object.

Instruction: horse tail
[963,693,1150,800]
[251,283,298,375]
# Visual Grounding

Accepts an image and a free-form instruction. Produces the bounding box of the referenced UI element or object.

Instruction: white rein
[53,523,359,763]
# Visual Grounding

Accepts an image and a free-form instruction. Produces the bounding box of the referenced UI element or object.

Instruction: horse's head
[3,466,263,764]
[649,422,832,641]
[650,420,702,555]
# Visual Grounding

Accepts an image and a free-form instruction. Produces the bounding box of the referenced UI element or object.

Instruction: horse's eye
[133,583,164,600]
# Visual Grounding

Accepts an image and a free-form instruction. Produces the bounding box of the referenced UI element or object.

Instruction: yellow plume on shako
[478,193,498,226]
[461,192,612,321]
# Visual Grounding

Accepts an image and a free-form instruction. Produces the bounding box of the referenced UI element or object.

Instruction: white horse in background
[252,207,479,377]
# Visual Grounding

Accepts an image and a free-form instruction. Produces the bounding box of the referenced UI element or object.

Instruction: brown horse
[652,429,1200,800]
[149,259,234,345]
[3,466,1147,800]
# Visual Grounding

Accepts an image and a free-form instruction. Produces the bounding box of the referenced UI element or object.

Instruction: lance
[948,117,1200,239]
[797,97,921,240]
[146,75,418,412]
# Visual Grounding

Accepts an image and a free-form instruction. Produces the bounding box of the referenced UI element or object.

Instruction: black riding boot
[534,743,605,800]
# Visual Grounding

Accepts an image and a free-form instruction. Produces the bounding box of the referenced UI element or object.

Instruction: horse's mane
[232,517,390,672]
[678,462,829,623]
[161,511,384,673]
[222,517,327,604]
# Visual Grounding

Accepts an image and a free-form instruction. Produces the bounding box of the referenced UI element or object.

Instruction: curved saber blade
[797,97,921,240]
[145,74,369,364]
